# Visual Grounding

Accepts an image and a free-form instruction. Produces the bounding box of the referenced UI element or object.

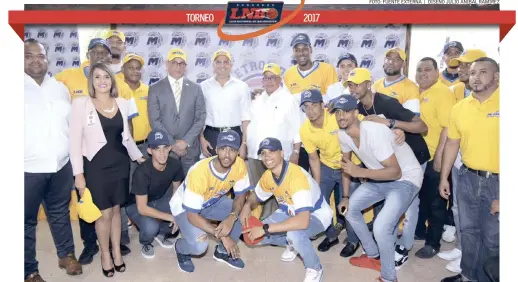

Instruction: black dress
[84,109,131,210]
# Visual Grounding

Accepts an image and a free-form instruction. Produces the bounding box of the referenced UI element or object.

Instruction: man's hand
[433,158,441,172]
[363,115,389,126]
[289,153,299,164]
[200,136,213,158]
[393,128,405,146]
[243,226,265,242]
[490,200,500,215]
[240,204,252,228]
[175,140,189,151]
[341,158,362,178]
[172,145,187,157]
[252,88,263,100]
[337,198,350,216]
[214,214,236,239]
[239,143,247,159]
[75,174,86,197]
[221,236,240,259]
[439,179,450,200]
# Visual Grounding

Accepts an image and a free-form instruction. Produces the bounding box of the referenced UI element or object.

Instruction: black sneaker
[440,274,464,282]
[173,240,195,273]
[415,245,439,259]
[395,245,409,270]
[78,245,99,265]
[317,238,339,252]
[213,247,245,269]
[339,242,359,258]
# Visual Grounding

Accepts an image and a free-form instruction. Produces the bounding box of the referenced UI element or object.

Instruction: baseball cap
[88,38,111,54]
[300,89,323,107]
[216,130,241,150]
[337,53,358,68]
[168,48,187,62]
[147,130,171,149]
[291,33,311,47]
[212,49,231,62]
[263,63,281,76]
[385,47,407,61]
[105,30,126,42]
[122,53,144,66]
[443,41,464,54]
[449,49,487,67]
[346,68,372,85]
[257,137,283,155]
[328,94,359,114]
[76,188,102,223]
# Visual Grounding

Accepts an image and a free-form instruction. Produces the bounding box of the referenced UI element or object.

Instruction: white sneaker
[303,268,323,282]
[442,225,456,243]
[281,246,298,262]
[446,257,462,273]
[437,248,462,261]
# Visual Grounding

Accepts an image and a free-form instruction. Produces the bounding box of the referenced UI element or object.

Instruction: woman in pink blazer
[69,63,144,277]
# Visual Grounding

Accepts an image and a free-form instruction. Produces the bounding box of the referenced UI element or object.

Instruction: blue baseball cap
[147,130,170,148]
[291,33,311,47]
[300,89,323,107]
[216,130,241,150]
[88,38,111,54]
[257,137,283,155]
[337,53,358,67]
[443,41,464,54]
[328,94,359,114]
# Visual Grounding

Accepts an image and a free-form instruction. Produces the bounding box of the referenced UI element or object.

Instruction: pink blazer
[69,96,143,176]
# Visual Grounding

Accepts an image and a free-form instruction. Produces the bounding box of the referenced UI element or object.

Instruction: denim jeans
[24,162,75,279]
[126,189,173,245]
[320,163,345,240]
[344,180,361,245]
[457,166,499,282]
[258,209,326,270]
[451,166,462,250]
[174,197,242,256]
[346,180,419,282]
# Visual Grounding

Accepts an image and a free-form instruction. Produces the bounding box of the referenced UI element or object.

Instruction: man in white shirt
[24,39,82,282]
[329,95,423,282]
[324,53,357,105]
[246,63,302,218]
[199,49,251,159]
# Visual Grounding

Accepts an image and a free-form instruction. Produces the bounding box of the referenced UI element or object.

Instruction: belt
[462,164,499,178]
[135,139,148,145]
[205,125,240,132]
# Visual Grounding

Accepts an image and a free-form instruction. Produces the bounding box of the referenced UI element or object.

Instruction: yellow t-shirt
[283,61,338,95]
[439,71,461,88]
[450,83,471,104]
[373,76,420,115]
[129,82,151,142]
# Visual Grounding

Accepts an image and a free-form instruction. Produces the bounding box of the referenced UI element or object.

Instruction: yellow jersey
[439,70,461,88]
[283,61,338,95]
[373,76,420,115]
[169,156,251,216]
[128,82,151,142]
[450,83,471,104]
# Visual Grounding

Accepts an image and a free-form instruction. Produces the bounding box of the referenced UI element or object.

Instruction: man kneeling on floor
[170,130,251,272]
[126,130,184,258]
[241,137,333,282]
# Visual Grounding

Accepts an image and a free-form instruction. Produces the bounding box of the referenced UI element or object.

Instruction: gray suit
[148,77,206,174]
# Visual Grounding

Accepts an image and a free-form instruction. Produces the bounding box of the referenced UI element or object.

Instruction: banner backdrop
[117,24,408,89]
[24,25,81,77]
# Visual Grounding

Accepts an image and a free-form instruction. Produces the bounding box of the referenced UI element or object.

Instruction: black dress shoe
[441,274,464,282]
[78,245,99,265]
[317,238,339,252]
[120,244,131,256]
[415,245,439,259]
[339,242,359,258]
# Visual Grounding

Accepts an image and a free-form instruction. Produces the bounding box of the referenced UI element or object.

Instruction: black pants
[25,162,75,278]
[298,147,310,172]
[203,126,242,156]
[76,188,98,250]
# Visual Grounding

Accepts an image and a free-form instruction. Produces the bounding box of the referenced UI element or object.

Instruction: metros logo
[242,37,259,49]
[54,43,65,53]
[36,29,48,39]
[148,72,164,85]
[69,31,78,39]
[196,73,211,84]
[70,43,80,53]
[361,34,377,49]
[170,32,187,48]
[72,57,81,67]
[265,32,283,48]
[124,32,140,47]
[55,57,67,67]
[359,54,375,70]
[313,33,330,49]
[195,52,211,68]
[337,33,354,49]
[24,31,31,40]
[384,34,400,49]
[53,29,65,39]
[218,39,235,48]
[146,32,163,48]
[314,54,330,64]
[147,52,164,66]
[194,32,211,47]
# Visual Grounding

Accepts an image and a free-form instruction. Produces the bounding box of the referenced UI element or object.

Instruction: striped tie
[174,80,182,112]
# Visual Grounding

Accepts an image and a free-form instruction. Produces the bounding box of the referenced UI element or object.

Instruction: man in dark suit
[148,48,206,174]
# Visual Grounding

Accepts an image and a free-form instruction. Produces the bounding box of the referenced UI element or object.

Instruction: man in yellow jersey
[170,130,250,273]
[283,33,338,172]
[439,57,499,282]
[373,47,420,115]
[299,89,346,253]
[412,58,456,260]
[241,137,332,282]
[449,49,487,103]
[105,30,126,75]
[439,41,464,87]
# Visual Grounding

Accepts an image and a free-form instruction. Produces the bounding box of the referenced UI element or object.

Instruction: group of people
[24,29,499,282]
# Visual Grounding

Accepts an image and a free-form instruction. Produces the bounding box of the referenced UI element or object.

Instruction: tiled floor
[35,220,456,282]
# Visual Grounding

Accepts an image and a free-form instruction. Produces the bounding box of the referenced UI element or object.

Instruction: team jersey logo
[222,134,235,141]
[487,111,499,117]
[154,132,163,140]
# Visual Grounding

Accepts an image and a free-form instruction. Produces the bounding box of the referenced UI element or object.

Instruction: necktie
[174,80,182,112]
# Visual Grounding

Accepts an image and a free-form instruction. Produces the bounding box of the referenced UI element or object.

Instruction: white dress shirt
[168,75,184,95]
[200,76,251,127]
[24,74,71,173]
[247,86,302,160]
[324,81,350,105]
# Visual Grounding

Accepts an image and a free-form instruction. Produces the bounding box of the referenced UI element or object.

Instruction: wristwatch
[263,224,271,236]
[388,119,396,129]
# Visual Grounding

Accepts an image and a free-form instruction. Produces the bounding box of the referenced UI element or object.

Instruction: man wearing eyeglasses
[245,63,302,223]
[148,48,206,175]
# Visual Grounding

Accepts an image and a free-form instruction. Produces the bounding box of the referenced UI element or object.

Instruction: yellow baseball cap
[346,68,372,85]
[212,49,231,62]
[105,30,126,42]
[168,48,187,62]
[122,53,145,66]
[385,47,407,61]
[449,49,487,67]
[263,63,281,76]
[76,188,102,223]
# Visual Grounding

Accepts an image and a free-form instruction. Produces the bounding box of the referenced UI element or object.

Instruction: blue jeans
[457,166,499,282]
[258,209,326,270]
[174,197,242,256]
[320,163,345,240]
[346,180,419,282]
[451,166,462,250]
[344,180,361,244]
[24,162,75,279]
[126,189,173,245]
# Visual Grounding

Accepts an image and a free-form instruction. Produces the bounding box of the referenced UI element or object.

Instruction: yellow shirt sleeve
[300,126,317,154]
[437,90,455,128]
[447,104,461,140]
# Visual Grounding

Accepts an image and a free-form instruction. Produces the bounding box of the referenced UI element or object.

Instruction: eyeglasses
[171,61,186,67]
[262,76,278,81]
